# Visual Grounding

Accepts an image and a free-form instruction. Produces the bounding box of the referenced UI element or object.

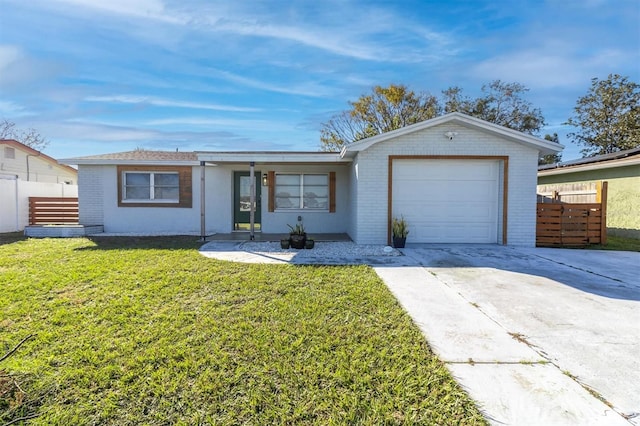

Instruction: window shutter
[268,171,275,212]
[329,171,336,213]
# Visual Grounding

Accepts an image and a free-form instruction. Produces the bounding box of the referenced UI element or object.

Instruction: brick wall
[353,123,540,246]
[78,165,104,226]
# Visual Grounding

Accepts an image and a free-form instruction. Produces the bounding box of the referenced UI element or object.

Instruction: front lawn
[0,237,485,425]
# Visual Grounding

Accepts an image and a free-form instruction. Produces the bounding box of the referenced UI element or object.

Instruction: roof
[197,151,348,164]
[61,150,350,165]
[538,146,640,176]
[1,139,78,175]
[60,150,199,165]
[340,112,563,157]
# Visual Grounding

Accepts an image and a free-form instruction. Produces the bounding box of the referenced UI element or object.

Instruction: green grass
[588,235,640,252]
[0,236,486,425]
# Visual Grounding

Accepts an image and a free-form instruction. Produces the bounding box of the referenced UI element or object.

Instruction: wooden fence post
[599,181,608,245]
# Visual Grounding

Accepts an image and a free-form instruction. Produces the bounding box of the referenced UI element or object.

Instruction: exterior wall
[353,123,540,246]
[1,145,77,183]
[77,163,351,236]
[205,164,351,235]
[79,165,201,234]
[78,166,105,226]
[538,164,640,238]
[348,157,359,242]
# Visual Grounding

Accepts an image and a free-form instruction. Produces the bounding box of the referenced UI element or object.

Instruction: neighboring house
[60,113,561,246]
[538,147,640,238]
[0,139,78,233]
[1,139,77,183]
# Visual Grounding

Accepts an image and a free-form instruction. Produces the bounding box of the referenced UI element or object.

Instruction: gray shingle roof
[69,150,198,161]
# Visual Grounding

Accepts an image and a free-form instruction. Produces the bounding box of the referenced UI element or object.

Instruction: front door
[233,171,261,231]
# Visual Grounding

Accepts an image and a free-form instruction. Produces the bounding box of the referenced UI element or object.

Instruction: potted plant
[392,216,409,248]
[304,238,315,249]
[287,223,307,249]
[280,239,291,249]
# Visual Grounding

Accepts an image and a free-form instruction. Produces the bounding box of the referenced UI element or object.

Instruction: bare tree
[1,119,49,151]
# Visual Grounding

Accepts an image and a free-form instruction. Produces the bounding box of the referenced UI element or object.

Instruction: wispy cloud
[84,95,261,112]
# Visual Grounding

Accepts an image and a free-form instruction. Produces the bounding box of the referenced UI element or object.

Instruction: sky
[0,0,639,161]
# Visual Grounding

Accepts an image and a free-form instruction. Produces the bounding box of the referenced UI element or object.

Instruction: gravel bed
[238,241,401,257]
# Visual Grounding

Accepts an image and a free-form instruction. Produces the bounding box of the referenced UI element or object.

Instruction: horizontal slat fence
[29,197,79,225]
[536,203,606,247]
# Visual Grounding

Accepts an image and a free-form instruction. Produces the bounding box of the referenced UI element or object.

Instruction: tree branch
[0,334,34,363]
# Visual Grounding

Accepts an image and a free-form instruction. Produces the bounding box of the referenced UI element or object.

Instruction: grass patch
[0,236,486,425]
[587,235,640,252]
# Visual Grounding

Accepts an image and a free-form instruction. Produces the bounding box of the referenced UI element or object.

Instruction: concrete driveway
[375,245,640,425]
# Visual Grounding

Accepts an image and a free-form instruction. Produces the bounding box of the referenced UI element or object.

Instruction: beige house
[1,139,77,184]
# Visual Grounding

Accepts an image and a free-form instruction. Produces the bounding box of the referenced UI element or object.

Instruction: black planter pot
[392,236,406,248]
[304,239,315,249]
[290,234,306,249]
[280,239,291,249]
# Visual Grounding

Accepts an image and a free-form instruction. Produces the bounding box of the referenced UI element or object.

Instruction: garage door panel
[392,159,499,244]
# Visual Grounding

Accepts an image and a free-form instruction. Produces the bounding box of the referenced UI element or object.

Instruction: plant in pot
[304,237,315,249]
[392,216,409,248]
[287,223,307,249]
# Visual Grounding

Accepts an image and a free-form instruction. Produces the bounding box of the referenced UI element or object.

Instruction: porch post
[199,161,206,241]
[249,162,255,240]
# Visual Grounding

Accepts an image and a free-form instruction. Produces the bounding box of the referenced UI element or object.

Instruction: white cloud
[0,45,22,71]
[49,0,182,23]
[84,95,261,112]
[205,68,335,97]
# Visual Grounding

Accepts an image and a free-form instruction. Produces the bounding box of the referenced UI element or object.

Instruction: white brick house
[61,113,561,246]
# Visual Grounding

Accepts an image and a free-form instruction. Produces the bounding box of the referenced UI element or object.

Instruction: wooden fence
[535,181,607,247]
[29,197,79,225]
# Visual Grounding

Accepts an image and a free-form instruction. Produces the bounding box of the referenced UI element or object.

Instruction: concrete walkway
[199,242,640,425]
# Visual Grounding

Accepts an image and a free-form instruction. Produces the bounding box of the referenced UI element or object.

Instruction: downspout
[25,152,41,181]
[249,162,255,240]
[199,161,206,241]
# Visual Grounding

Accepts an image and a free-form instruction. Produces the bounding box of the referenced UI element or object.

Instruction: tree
[0,119,49,151]
[320,84,441,151]
[565,74,640,156]
[442,80,545,135]
[538,133,562,165]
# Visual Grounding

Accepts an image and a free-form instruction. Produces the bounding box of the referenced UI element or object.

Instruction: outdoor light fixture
[444,131,458,140]
[262,173,268,186]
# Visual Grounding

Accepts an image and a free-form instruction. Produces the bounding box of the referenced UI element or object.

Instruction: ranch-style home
[60,113,562,246]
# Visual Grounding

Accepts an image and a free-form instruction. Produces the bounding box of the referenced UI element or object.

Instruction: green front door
[233,171,261,231]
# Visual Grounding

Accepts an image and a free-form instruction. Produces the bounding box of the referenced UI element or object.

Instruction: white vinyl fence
[0,176,78,233]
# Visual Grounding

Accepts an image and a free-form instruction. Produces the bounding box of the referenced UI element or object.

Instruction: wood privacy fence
[536,182,607,247]
[29,197,79,225]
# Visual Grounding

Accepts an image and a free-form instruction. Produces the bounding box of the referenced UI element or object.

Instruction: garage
[391,159,501,243]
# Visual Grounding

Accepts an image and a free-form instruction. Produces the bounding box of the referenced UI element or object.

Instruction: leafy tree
[539,133,562,165]
[442,80,545,135]
[320,84,441,151]
[0,119,49,151]
[565,74,640,156]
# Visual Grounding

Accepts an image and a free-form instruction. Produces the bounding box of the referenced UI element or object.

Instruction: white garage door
[392,159,500,243]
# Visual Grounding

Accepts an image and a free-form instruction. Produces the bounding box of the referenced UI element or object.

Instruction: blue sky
[1,0,638,160]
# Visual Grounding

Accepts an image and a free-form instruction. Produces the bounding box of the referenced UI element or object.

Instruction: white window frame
[275,173,329,211]
[122,171,180,203]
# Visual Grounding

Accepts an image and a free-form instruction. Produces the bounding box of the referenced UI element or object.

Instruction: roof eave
[59,159,200,166]
[538,156,640,176]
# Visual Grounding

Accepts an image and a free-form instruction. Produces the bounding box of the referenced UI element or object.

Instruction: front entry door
[233,171,261,231]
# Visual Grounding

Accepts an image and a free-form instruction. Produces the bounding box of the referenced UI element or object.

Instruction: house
[538,147,640,239]
[1,139,77,184]
[60,113,561,246]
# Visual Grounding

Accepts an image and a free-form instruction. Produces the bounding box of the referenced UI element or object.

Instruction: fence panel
[536,203,605,247]
[29,197,79,225]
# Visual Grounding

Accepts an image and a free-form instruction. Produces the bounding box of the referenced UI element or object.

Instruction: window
[117,165,192,208]
[4,147,15,159]
[123,171,179,202]
[275,173,329,210]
